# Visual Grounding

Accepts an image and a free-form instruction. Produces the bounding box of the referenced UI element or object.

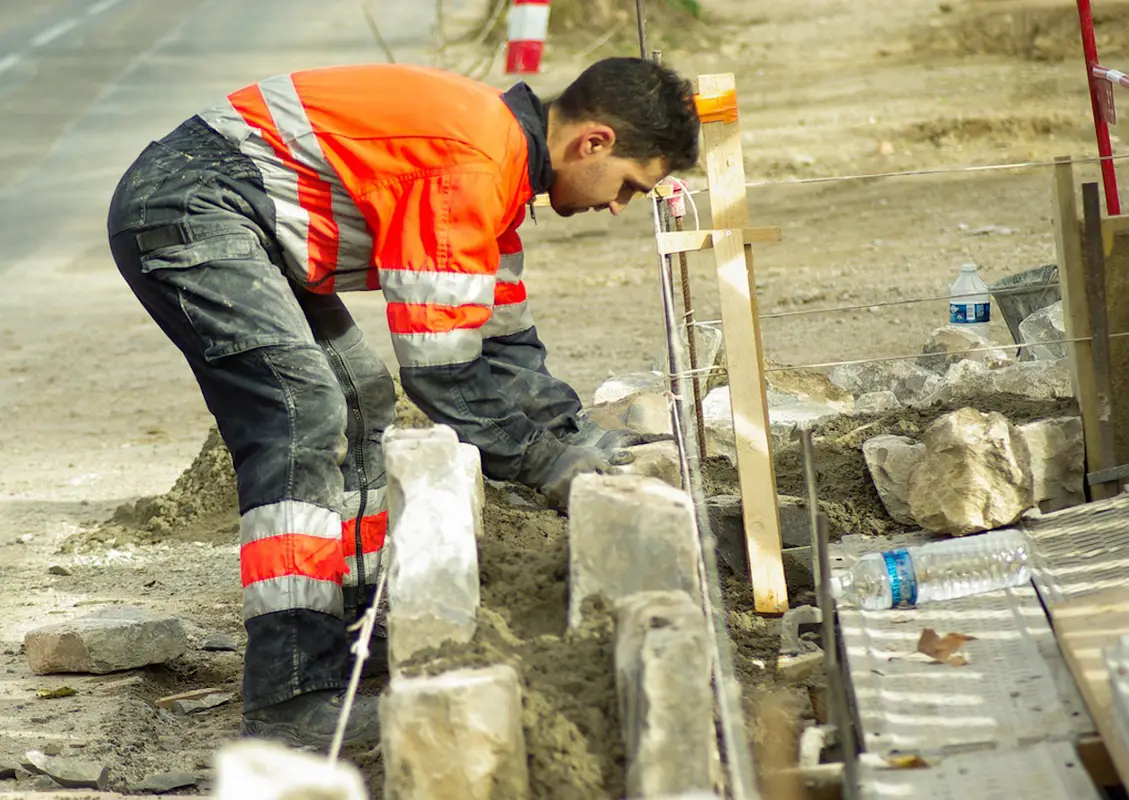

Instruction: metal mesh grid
[834,534,1088,757]
[856,742,1102,799]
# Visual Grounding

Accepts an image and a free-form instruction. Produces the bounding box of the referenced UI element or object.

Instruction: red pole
[1077,0,1121,215]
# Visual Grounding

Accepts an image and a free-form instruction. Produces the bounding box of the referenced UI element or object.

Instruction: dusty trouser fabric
[106,119,391,712]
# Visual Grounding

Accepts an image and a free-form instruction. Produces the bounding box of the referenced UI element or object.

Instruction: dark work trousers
[106,118,393,713]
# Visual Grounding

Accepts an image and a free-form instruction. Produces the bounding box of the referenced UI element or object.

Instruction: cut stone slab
[22,750,108,791]
[863,435,925,526]
[132,771,199,794]
[615,592,716,798]
[907,408,1034,535]
[569,475,701,628]
[593,371,667,406]
[381,665,528,800]
[917,359,1073,406]
[24,606,186,675]
[1018,300,1066,360]
[383,425,480,669]
[616,440,681,488]
[854,390,900,414]
[201,633,238,652]
[1019,416,1084,513]
[917,325,1013,374]
[702,385,846,463]
[213,739,366,800]
[829,359,941,404]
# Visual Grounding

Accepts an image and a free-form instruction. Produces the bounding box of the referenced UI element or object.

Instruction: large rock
[917,325,1014,373]
[587,392,673,438]
[917,359,1073,406]
[830,360,940,405]
[381,665,528,800]
[854,391,900,415]
[568,475,701,628]
[702,385,846,462]
[862,435,925,525]
[1018,416,1084,513]
[24,606,186,675]
[907,409,1034,535]
[1018,301,1066,360]
[592,372,667,406]
[615,592,716,798]
[616,440,682,488]
[22,750,108,791]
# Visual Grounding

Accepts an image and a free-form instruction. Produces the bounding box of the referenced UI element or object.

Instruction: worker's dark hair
[554,57,700,172]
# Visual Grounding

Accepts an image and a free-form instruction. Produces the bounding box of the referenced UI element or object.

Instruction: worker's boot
[240,690,381,751]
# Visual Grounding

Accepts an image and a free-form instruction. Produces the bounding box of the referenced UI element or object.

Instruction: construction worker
[106,56,700,750]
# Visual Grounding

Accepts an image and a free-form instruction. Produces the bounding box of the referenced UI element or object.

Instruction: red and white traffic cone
[505,0,550,75]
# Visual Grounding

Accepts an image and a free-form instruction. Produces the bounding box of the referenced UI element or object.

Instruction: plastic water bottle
[831,529,1031,610]
[949,263,991,338]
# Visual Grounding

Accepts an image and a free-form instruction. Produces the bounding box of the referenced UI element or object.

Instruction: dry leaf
[35,686,76,699]
[916,627,977,666]
[883,753,931,769]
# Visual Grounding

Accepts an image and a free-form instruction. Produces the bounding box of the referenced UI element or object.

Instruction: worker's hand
[595,429,674,452]
[539,445,613,511]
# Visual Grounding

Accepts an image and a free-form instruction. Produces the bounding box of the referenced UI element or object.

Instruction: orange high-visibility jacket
[198,64,545,371]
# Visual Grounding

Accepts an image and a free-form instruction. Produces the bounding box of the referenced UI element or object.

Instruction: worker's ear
[576,124,616,159]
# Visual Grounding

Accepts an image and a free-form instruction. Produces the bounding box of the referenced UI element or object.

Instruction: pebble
[42,744,62,756]
[47,565,72,576]
[200,633,238,652]
[132,771,199,793]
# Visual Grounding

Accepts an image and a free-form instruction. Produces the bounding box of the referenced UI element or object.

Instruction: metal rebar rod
[674,216,708,461]
[635,0,647,58]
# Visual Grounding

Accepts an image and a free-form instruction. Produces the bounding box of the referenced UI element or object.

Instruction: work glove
[517,433,617,512]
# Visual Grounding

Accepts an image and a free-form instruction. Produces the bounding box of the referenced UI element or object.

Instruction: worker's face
[549,124,667,218]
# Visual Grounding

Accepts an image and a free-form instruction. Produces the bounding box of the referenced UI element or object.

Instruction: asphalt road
[0,0,440,273]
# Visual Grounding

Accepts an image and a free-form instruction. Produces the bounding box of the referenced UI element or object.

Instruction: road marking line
[0,55,19,75]
[87,0,124,16]
[31,17,80,48]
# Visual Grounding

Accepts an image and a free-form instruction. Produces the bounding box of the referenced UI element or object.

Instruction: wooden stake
[698,73,787,614]
[1053,158,1116,500]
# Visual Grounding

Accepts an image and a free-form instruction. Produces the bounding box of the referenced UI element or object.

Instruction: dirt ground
[0,0,1122,795]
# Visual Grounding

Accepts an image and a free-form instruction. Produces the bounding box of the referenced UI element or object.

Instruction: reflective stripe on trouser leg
[342,489,388,587]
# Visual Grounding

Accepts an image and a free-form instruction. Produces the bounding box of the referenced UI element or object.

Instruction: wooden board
[1049,585,1129,788]
[1100,214,1129,474]
[698,72,787,614]
[656,226,781,256]
[1053,158,1115,500]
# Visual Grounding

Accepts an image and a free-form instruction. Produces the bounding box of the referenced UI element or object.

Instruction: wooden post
[698,73,788,614]
[1053,158,1117,500]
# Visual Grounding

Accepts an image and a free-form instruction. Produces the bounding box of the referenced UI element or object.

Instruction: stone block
[381,665,528,800]
[587,392,673,438]
[616,440,682,488]
[1019,416,1085,513]
[917,359,1073,406]
[24,606,186,675]
[213,740,366,800]
[862,435,925,525]
[568,475,701,628]
[853,390,900,414]
[907,408,1034,535]
[384,425,479,667]
[1019,300,1066,360]
[614,592,716,798]
[593,371,666,406]
[829,359,940,404]
[455,442,485,539]
[917,325,1013,374]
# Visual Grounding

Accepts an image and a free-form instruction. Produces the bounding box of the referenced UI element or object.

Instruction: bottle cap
[829,575,843,599]
[960,263,978,272]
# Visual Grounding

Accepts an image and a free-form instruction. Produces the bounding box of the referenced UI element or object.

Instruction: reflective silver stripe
[392,329,483,368]
[259,75,375,280]
[481,301,535,339]
[199,98,312,282]
[343,552,386,586]
[342,488,388,520]
[241,500,341,545]
[378,269,496,307]
[497,251,524,284]
[243,575,344,619]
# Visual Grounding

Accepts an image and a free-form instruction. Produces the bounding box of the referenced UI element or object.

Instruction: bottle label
[949,303,991,324]
[881,549,918,607]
